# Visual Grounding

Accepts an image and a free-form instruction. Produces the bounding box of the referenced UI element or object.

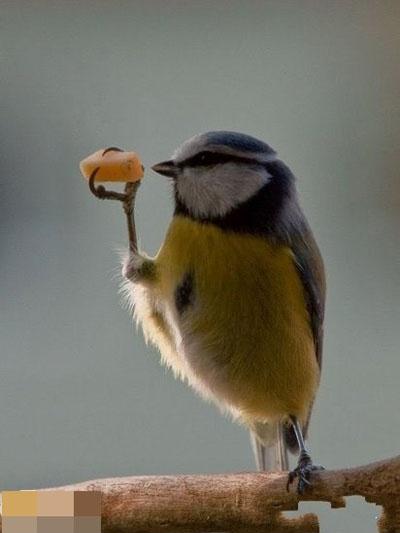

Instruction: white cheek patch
[176,164,271,218]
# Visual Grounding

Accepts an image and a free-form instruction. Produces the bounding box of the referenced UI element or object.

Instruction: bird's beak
[151,159,178,178]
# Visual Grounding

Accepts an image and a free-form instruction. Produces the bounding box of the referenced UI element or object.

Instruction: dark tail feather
[283,422,299,454]
[284,410,312,454]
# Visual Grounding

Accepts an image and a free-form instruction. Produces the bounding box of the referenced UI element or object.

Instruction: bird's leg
[119,180,158,285]
[286,415,324,494]
[122,180,140,254]
[86,149,155,283]
[87,147,141,253]
[117,179,156,283]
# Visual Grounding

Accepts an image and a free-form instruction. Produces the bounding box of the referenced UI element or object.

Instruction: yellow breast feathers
[138,215,319,425]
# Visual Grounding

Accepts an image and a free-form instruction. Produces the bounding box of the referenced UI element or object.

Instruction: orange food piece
[79,148,144,182]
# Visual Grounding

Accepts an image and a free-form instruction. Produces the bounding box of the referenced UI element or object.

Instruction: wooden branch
[1,455,399,532]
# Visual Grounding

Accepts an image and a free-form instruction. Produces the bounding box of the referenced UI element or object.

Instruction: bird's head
[151,131,280,219]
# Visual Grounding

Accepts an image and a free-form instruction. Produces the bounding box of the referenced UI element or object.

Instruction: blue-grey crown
[203,131,276,156]
[173,130,277,164]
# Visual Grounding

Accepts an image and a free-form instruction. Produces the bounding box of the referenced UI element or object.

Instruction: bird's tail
[250,421,289,471]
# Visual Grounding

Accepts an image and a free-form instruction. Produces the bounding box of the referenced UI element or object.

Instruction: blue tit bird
[121,131,325,492]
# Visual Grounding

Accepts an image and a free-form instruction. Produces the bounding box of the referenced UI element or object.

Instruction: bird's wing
[290,223,326,369]
[281,221,326,450]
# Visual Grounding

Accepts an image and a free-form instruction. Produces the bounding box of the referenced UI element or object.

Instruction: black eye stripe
[179,151,262,168]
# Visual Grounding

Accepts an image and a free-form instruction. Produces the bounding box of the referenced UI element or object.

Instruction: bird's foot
[287,451,324,494]
[122,252,156,283]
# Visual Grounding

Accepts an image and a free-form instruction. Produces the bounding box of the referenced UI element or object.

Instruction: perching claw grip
[80,146,144,252]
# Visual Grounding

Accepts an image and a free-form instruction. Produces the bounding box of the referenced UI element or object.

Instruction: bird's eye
[185,151,230,167]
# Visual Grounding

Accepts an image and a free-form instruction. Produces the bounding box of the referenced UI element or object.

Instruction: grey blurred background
[1,1,399,530]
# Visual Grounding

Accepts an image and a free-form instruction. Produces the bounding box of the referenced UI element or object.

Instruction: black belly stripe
[175,272,194,314]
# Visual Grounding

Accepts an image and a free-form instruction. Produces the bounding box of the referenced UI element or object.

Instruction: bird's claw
[88,168,126,202]
[287,457,324,494]
[102,146,124,155]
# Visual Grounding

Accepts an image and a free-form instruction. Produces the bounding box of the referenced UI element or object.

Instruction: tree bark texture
[1,455,400,532]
